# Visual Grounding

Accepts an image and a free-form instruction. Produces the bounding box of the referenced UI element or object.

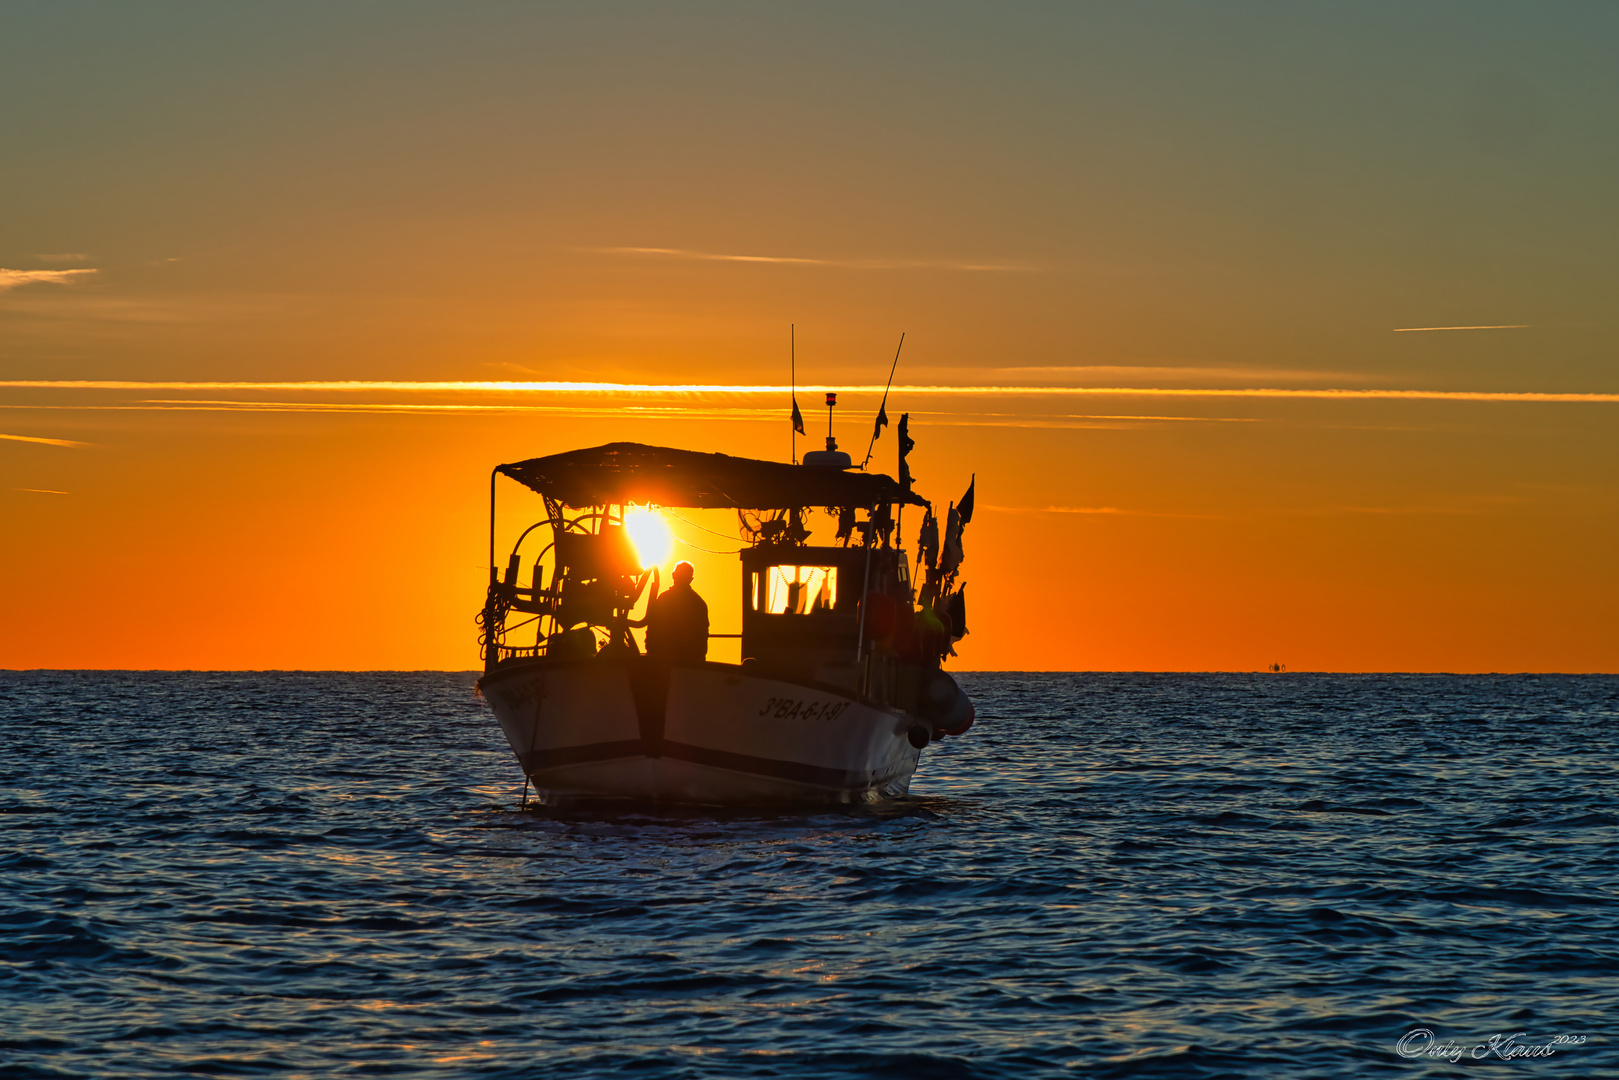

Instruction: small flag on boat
[942,502,963,573]
[791,396,805,435]
[918,505,938,569]
[947,585,968,641]
[898,413,915,489]
[958,474,975,526]
[871,402,889,446]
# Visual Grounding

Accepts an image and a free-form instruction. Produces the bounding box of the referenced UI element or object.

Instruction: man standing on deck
[646,561,709,662]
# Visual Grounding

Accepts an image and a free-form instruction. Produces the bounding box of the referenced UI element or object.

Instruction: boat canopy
[497,442,928,510]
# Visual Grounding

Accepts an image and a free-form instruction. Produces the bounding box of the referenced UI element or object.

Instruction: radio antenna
[861,332,905,469]
[790,325,800,465]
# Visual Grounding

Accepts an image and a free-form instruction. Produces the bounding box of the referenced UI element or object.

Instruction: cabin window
[752,565,838,614]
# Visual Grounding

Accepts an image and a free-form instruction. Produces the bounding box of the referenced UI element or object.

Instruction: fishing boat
[475,436,976,806]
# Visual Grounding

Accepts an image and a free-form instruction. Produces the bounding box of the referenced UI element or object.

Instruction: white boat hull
[478,659,923,805]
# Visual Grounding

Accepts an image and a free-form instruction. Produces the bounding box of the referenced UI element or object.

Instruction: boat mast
[487,467,499,589]
[790,325,797,465]
[861,332,904,469]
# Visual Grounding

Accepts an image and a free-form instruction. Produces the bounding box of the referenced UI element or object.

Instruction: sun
[624,505,673,570]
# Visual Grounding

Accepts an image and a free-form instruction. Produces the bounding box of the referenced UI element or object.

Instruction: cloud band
[3,380,1616,403]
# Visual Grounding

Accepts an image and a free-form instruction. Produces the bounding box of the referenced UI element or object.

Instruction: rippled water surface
[3,671,1617,1078]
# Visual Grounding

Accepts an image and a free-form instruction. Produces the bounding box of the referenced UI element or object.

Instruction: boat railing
[495,642,546,664]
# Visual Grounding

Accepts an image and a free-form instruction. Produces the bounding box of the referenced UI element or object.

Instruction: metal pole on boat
[488,467,499,588]
[791,325,796,465]
[861,332,904,469]
[855,508,874,669]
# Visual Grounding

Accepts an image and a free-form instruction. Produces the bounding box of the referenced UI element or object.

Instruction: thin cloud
[484,361,547,377]
[1392,324,1529,332]
[0,268,97,292]
[0,293,277,324]
[910,410,1259,423]
[0,432,89,447]
[985,504,1128,515]
[601,246,824,266]
[972,365,1367,382]
[138,399,781,422]
[589,246,1035,272]
[983,503,1219,519]
[904,411,1261,431]
[8,399,789,423]
[4,380,1618,403]
[15,488,68,494]
[4,401,1263,431]
[1282,505,1488,516]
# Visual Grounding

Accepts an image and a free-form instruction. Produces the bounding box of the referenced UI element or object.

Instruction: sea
[2,671,1616,1079]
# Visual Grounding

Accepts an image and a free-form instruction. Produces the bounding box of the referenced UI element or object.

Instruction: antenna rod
[487,467,499,585]
[861,332,905,468]
[790,325,796,465]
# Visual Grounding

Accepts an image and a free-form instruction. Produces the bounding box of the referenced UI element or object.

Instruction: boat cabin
[479,442,957,704]
[740,544,910,683]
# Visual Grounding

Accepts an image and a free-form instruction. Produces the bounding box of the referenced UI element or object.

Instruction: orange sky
[3,4,1616,671]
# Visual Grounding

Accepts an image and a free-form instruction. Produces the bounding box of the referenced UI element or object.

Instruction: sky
[2,1,1616,672]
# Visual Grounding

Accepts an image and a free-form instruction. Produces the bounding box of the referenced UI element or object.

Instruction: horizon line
[0,666,1611,676]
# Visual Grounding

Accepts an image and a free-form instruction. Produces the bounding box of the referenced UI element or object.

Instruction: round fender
[918,669,974,737]
[937,698,975,738]
[918,669,958,719]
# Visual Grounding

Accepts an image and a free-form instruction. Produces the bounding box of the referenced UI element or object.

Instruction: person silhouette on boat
[645,561,709,663]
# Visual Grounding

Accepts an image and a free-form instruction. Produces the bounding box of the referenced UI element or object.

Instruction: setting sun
[624,505,674,571]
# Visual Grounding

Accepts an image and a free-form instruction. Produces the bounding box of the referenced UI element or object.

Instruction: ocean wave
[1,671,1616,1078]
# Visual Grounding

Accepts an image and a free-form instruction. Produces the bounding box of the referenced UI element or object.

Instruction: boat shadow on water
[477,792,969,827]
